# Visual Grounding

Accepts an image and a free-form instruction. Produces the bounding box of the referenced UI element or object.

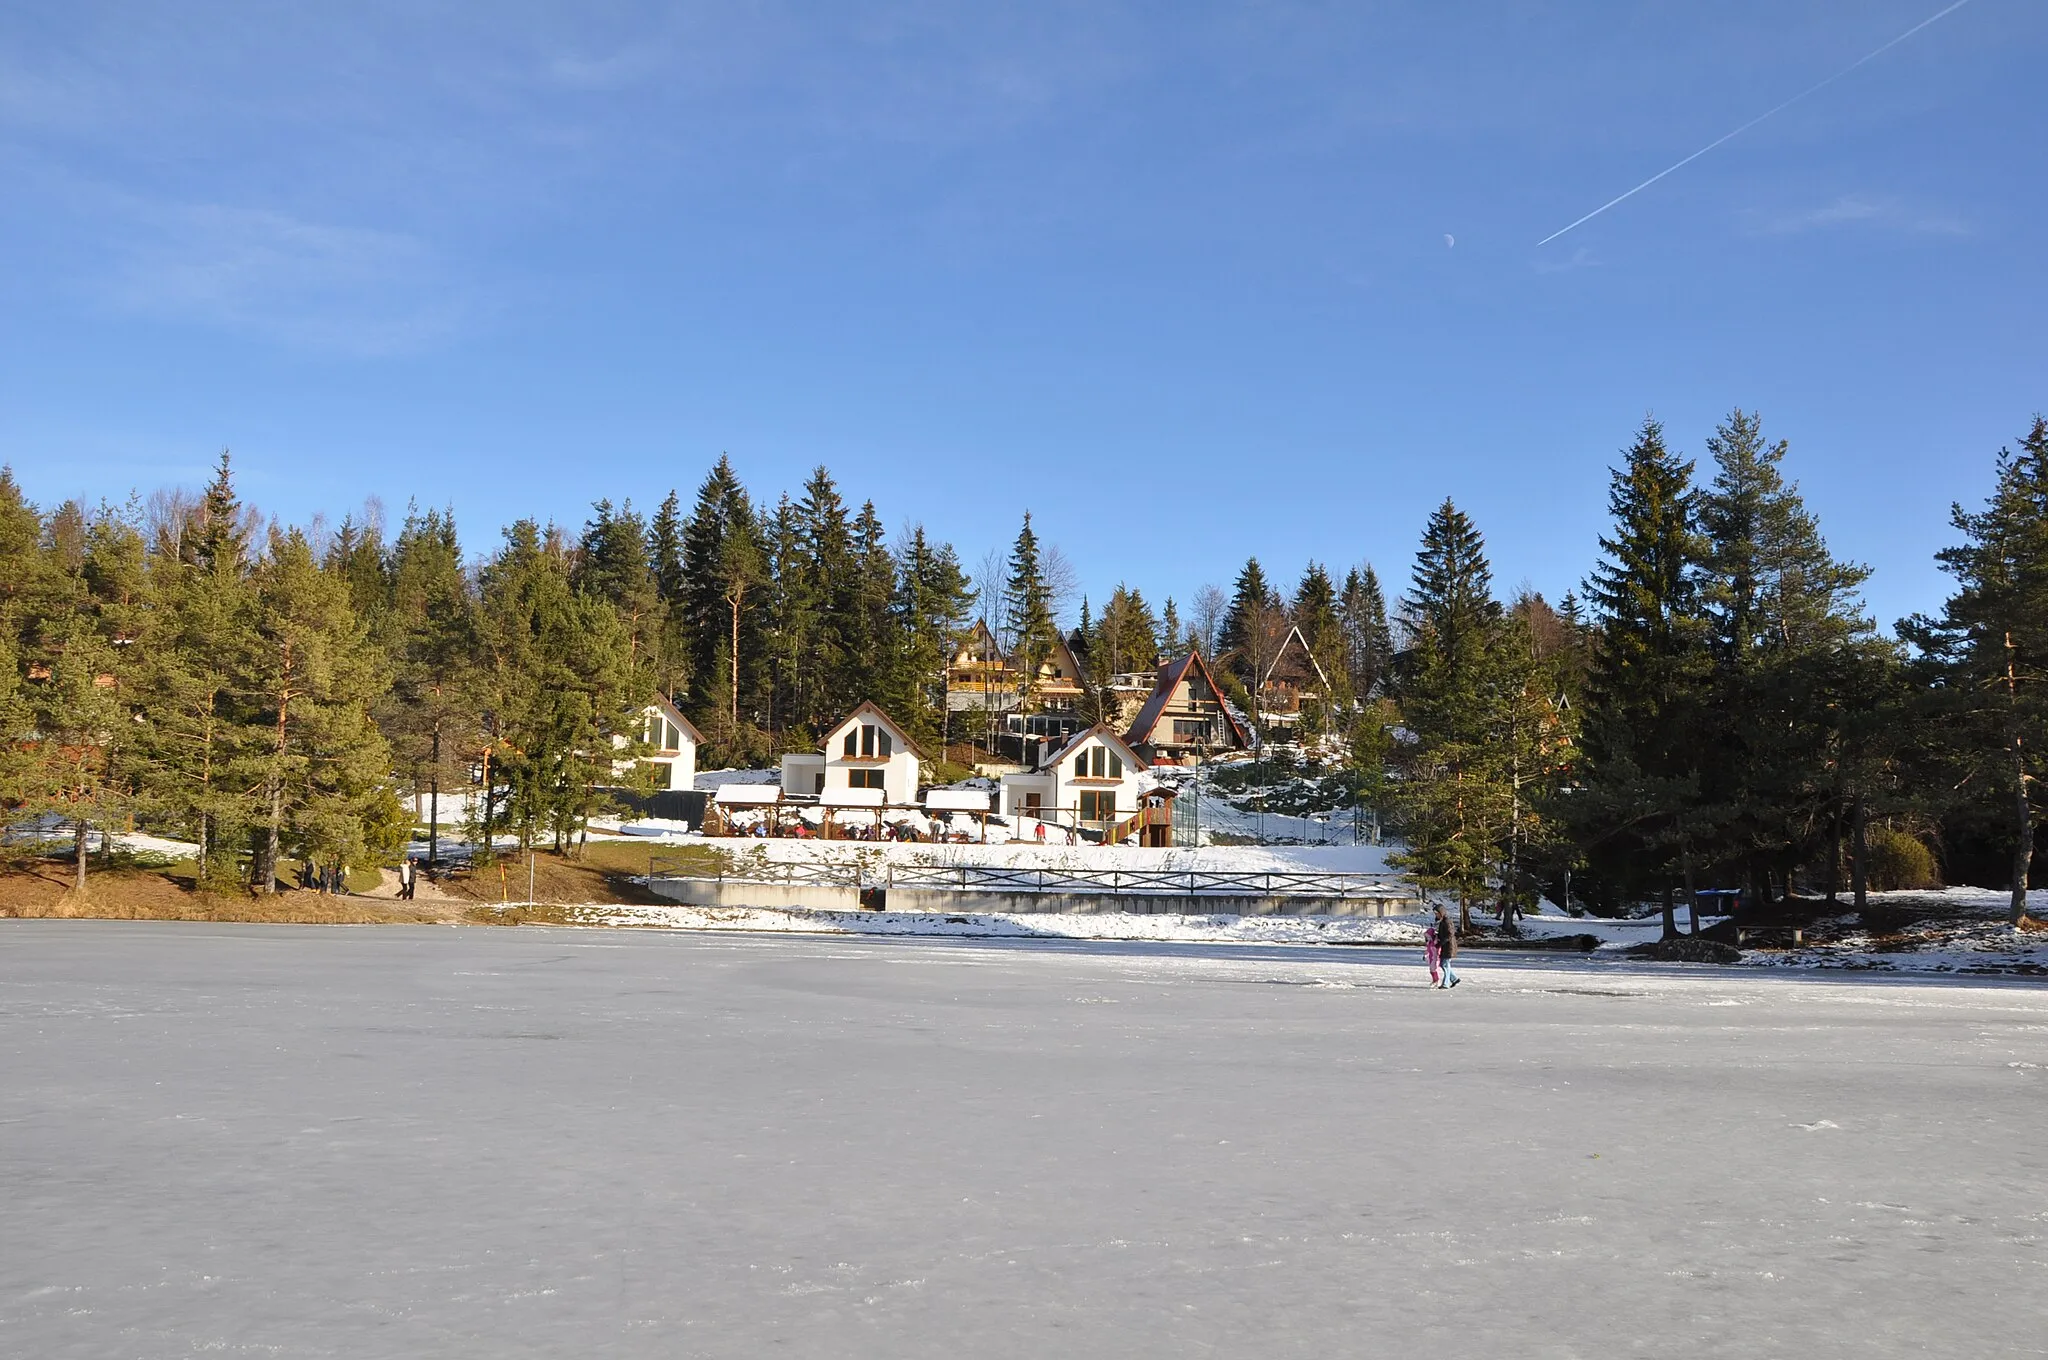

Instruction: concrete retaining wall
[649,877,1417,918]
[650,878,862,911]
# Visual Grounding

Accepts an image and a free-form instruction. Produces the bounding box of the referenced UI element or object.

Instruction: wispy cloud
[100,203,464,355]
[1749,194,1970,237]
[1534,246,1599,274]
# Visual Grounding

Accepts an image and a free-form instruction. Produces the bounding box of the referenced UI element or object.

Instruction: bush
[1865,825,1940,892]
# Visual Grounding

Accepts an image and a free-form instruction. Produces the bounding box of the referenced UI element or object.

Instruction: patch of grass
[462,902,605,926]
[0,861,418,924]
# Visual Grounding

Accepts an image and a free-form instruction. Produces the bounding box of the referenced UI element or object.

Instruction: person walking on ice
[1424,912,1442,986]
[1432,904,1462,989]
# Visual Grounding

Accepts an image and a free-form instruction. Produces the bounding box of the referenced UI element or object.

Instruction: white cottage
[998,723,1149,837]
[618,695,703,791]
[780,701,923,805]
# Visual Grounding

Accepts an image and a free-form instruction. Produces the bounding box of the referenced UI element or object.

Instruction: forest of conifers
[4,409,2047,922]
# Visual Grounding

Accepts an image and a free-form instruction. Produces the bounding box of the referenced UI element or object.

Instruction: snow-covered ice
[3,922,2044,1357]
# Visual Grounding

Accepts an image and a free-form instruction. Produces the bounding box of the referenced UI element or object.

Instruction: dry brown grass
[433,842,721,907]
[0,860,427,924]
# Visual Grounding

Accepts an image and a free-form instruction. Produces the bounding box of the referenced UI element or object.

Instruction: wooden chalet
[1258,625,1334,729]
[1122,648,1251,765]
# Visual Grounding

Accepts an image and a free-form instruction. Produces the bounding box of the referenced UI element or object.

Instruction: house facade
[780,701,923,805]
[619,695,703,791]
[1123,648,1251,765]
[1258,625,1334,730]
[998,723,1151,837]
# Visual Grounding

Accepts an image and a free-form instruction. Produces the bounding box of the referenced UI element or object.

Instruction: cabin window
[1079,790,1116,822]
[849,769,885,790]
[1076,746,1123,779]
[645,715,683,751]
[845,724,892,758]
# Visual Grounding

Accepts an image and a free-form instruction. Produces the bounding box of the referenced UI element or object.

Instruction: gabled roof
[1040,722,1148,773]
[953,619,1008,663]
[1122,649,1251,749]
[643,693,706,747]
[822,700,928,761]
[1039,633,1085,681]
[1262,625,1334,692]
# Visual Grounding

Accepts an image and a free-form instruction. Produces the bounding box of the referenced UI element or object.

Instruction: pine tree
[1572,417,1713,927]
[1292,561,1346,707]
[794,466,855,730]
[1219,557,1274,684]
[1339,565,1394,701]
[683,458,770,742]
[1901,416,2048,923]
[132,468,264,886]
[848,501,903,710]
[1696,410,1873,907]
[191,451,252,576]
[1160,597,1182,658]
[645,490,691,702]
[1005,512,1057,706]
[893,526,973,749]
[574,499,661,667]
[384,505,481,868]
[242,528,399,892]
[1393,501,1511,924]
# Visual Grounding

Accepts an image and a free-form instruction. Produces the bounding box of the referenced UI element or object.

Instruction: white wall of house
[820,712,921,804]
[999,730,1143,827]
[997,772,1055,820]
[780,753,826,797]
[615,704,698,791]
[1047,730,1142,825]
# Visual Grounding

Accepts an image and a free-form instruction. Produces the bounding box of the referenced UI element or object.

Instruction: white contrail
[1537,0,1975,246]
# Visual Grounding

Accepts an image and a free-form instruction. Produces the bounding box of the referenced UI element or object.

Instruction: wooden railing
[647,855,1410,898]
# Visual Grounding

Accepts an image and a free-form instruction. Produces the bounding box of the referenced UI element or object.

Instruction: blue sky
[2,1,2041,632]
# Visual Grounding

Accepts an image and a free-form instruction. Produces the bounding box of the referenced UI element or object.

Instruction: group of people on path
[297,860,348,895]
[1425,904,1462,989]
[396,857,420,900]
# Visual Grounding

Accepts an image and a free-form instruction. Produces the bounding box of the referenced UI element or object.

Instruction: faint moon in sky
[1444,234,1456,248]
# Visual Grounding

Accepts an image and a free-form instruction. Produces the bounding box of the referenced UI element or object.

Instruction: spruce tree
[1004,512,1057,706]
[1292,561,1346,705]
[1394,501,1511,924]
[1901,416,2048,923]
[893,526,973,749]
[1218,557,1274,683]
[1339,565,1394,701]
[1696,410,1873,906]
[644,490,690,702]
[384,505,480,868]
[794,466,855,729]
[1571,418,1713,925]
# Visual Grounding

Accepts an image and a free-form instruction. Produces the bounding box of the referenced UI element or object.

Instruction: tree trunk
[1825,804,1841,903]
[74,818,88,896]
[1681,845,1699,936]
[1851,791,1869,912]
[2011,739,2033,925]
[1660,882,1677,941]
[428,725,440,869]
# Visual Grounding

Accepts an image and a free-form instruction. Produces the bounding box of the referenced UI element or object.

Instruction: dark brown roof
[1122,649,1249,749]
[1262,625,1333,691]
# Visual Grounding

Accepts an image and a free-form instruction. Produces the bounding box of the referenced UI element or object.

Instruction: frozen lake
[4,923,2045,1358]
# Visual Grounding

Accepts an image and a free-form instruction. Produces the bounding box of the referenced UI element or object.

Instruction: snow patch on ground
[567,902,1430,946]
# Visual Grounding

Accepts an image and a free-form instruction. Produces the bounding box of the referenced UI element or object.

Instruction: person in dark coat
[1433,905,1462,989]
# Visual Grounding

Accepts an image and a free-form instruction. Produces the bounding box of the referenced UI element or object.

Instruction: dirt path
[355,869,468,922]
